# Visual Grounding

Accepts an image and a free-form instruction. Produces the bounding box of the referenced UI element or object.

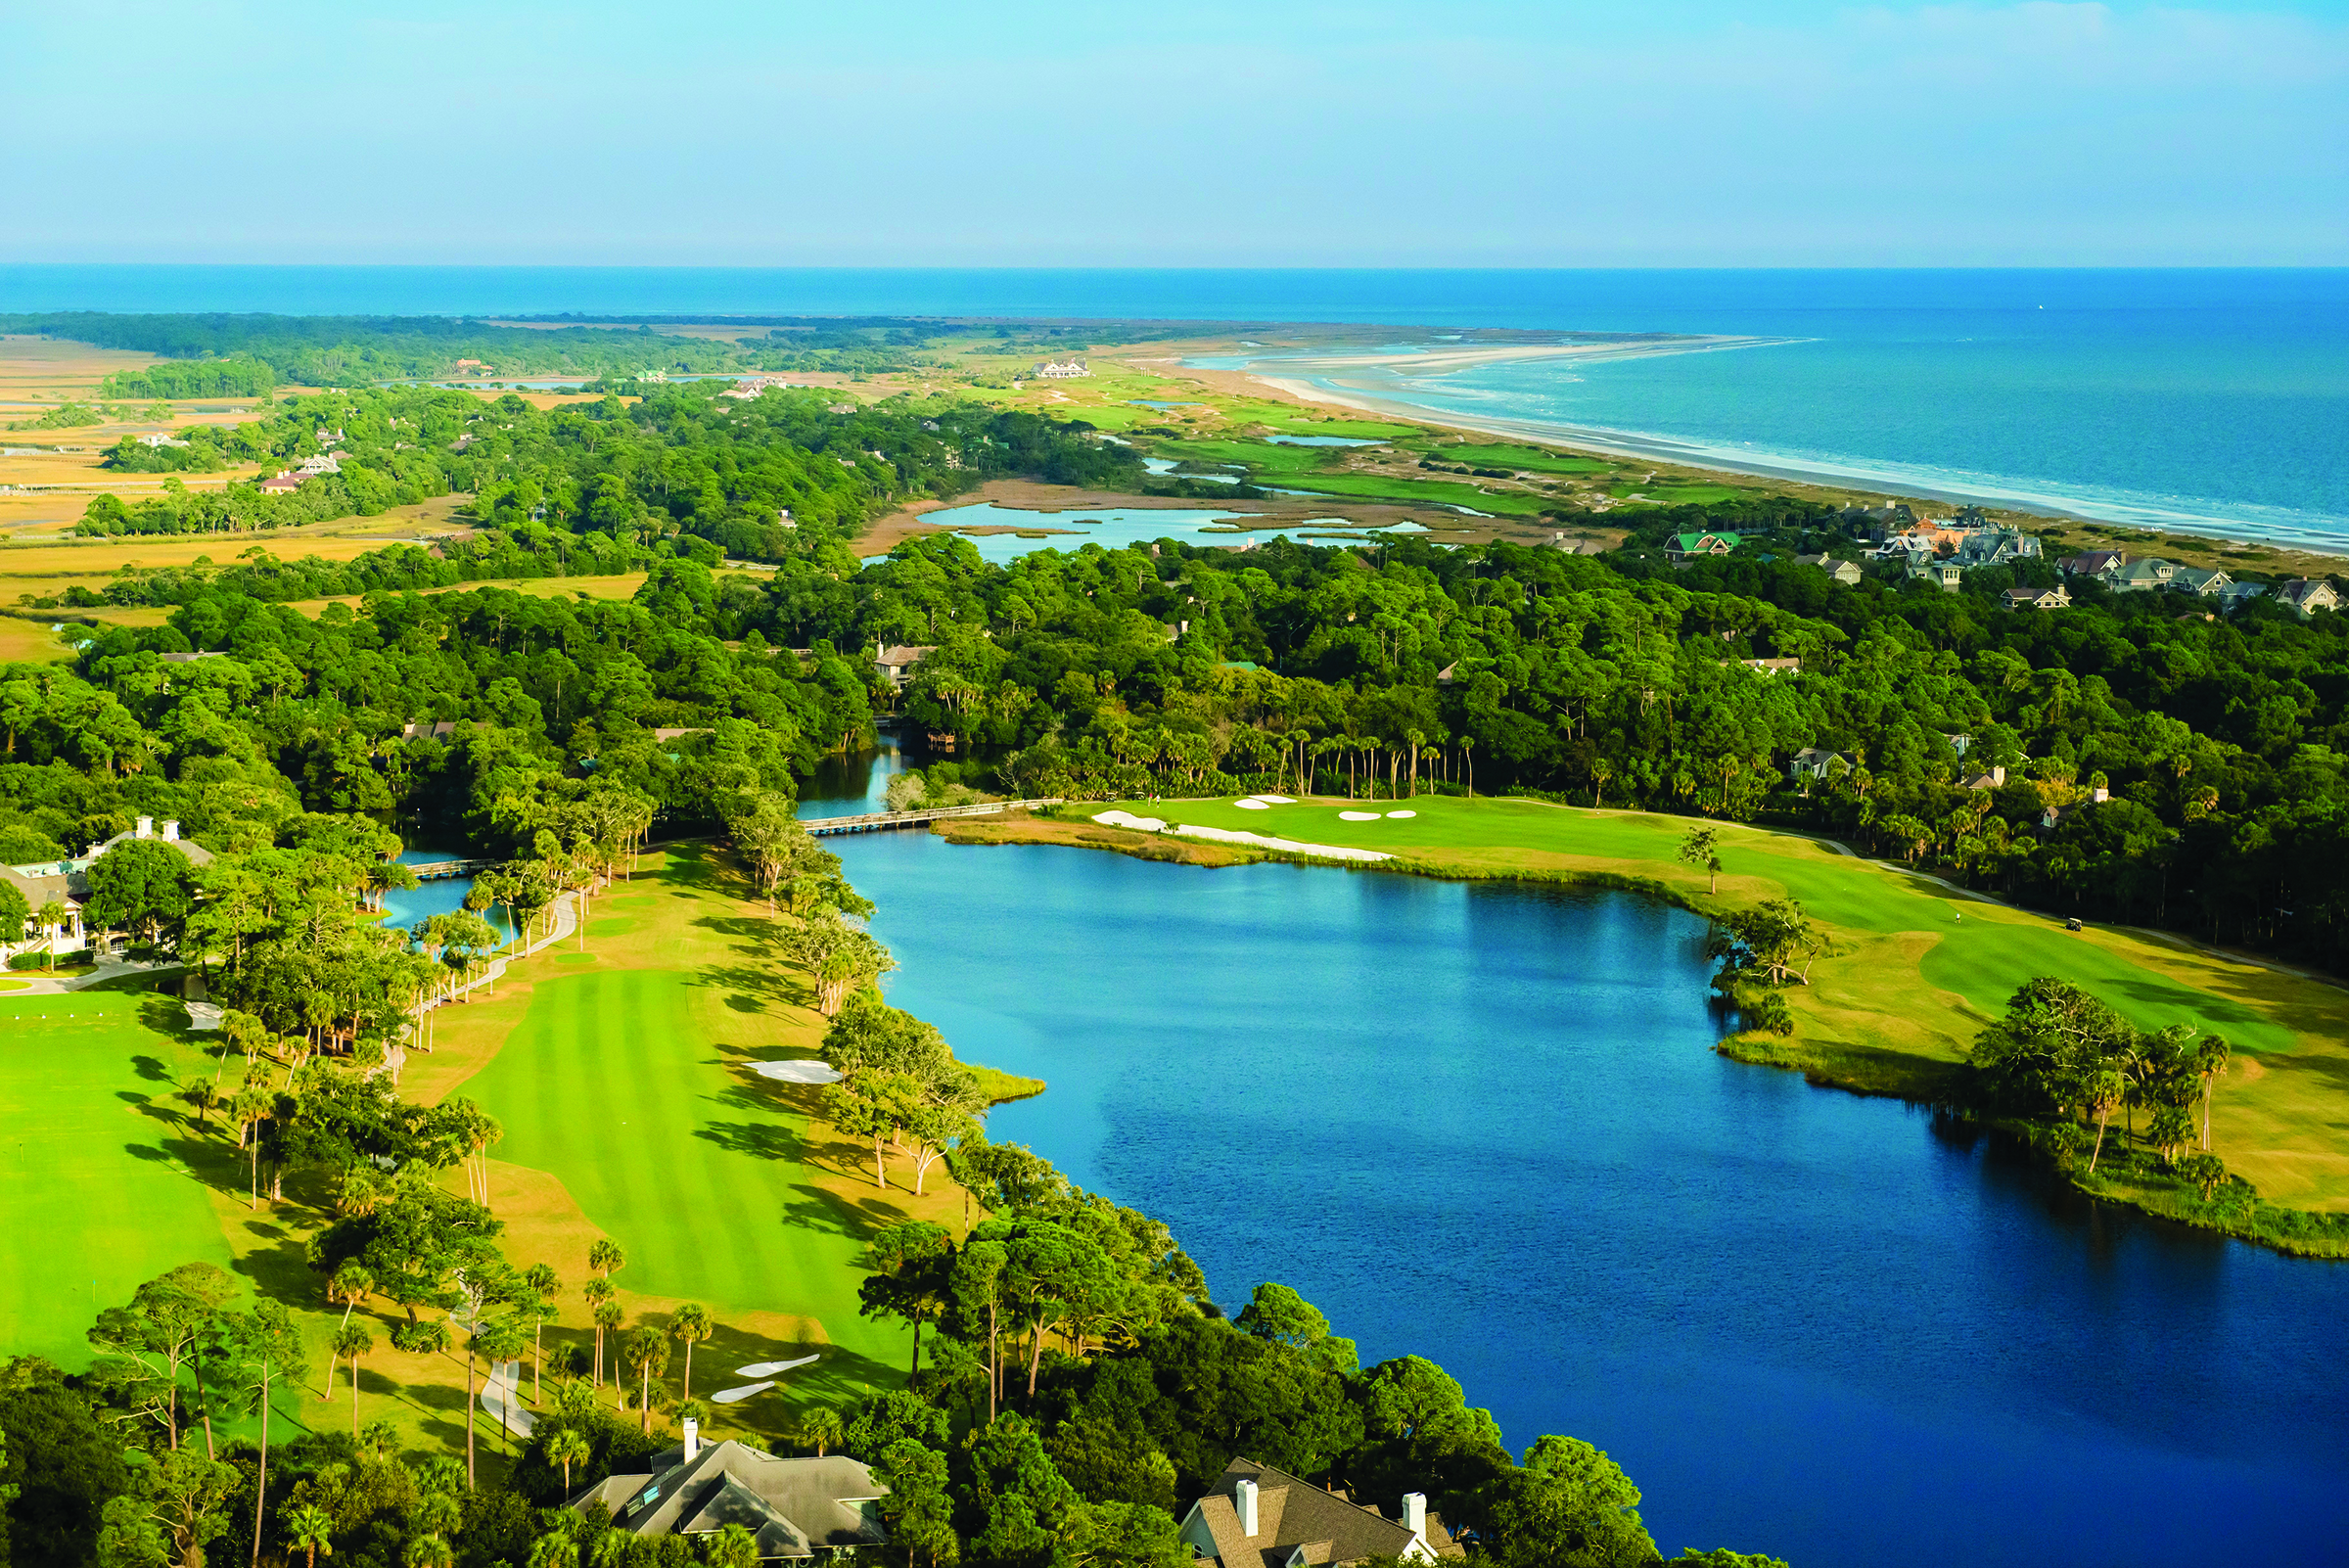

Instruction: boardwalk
[408,857,495,880]
[805,799,1062,836]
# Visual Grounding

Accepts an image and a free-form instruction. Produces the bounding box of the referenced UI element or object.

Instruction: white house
[1032,359,1091,379]
[3,818,215,961]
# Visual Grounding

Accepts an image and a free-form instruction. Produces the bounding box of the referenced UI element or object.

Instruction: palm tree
[523,1264,561,1402]
[2086,1069,2128,1175]
[404,1535,454,1568]
[36,899,65,970]
[587,1239,624,1281]
[330,1262,374,1328]
[545,1427,592,1496]
[669,1304,714,1404]
[703,1525,760,1568]
[593,1298,623,1388]
[798,1406,844,1458]
[474,1316,530,1473]
[621,1326,669,1434]
[2194,1035,2233,1152]
[336,1323,372,1438]
[281,1503,334,1568]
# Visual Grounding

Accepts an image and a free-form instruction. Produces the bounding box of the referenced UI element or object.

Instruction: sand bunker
[753,1059,841,1084]
[1339,810,1382,821]
[1234,799,1270,810]
[1093,809,1169,831]
[1387,810,1417,818]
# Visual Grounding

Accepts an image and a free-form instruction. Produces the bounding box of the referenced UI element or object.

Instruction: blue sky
[9,0,2344,265]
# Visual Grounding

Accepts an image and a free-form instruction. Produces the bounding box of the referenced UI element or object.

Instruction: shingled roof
[1177,1458,1464,1568]
[575,1435,885,1561]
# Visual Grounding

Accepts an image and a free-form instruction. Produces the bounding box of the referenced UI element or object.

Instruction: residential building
[2107,559,2178,592]
[1738,657,1802,675]
[1032,358,1091,379]
[1954,528,2043,568]
[573,1422,886,1561]
[135,433,190,449]
[1665,531,1739,562]
[1963,764,2008,791]
[2057,549,2128,580]
[1871,532,1937,564]
[2216,581,2269,611]
[159,651,226,664]
[2,819,215,961]
[2167,566,2233,597]
[1945,733,1972,757]
[296,453,342,476]
[1176,1459,1464,1568]
[2275,579,2340,616]
[1793,551,1864,585]
[874,645,937,688]
[259,474,302,494]
[1788,748,1852,785]
[2004,585,2071,611]
[1909,560,1965,592]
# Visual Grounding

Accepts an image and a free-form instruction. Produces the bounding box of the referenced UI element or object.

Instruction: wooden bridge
[805,799,1063,837]
[406,858,496,880]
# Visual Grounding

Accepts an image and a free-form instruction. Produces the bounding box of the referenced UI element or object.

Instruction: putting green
[460,969,904,1382]
[0,993,235,1364]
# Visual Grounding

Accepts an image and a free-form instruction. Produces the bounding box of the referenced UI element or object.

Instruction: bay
[802,750,2349,1568]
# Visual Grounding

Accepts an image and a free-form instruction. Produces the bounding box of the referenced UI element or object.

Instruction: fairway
[0,992,235,1363]
[1080,793,2348,1204]
[459,966,909,1393]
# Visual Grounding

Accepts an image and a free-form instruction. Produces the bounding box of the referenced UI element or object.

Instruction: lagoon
[889,502,1424,565]
[802,754,2349,1568]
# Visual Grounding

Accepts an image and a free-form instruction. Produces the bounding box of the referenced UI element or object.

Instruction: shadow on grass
[695,1120,800,1163]
[783,1180,915,1239]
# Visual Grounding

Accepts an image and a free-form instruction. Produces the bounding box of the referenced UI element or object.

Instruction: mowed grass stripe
[465,970,898,1369]
[0,996,235,1363]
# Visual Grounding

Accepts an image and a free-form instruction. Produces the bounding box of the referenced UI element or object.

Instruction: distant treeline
[97,356,276,399]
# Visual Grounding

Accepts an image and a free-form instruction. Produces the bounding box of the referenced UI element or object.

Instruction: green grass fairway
[459,969,907,1392]
[0,992,235,1363]
[1432,442,1609,474]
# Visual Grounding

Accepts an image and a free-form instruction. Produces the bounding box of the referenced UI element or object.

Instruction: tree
[523,1263,562,1402]
[88,1262,240,1452]
[872,1440,957,1568]
[858,1222,954,1378]
[621,1326,669,1434]
[2086,1068,2128,1175]
[544,1427,592,1495]
[334,1323,372,1439]
[703,1525,760,1568]
[1677,826,1722,895]
[227,1300,308,1568]
[588,1238,624,1280]
[592,1298,623,1389]
[280,1503,334,1568]
[470,1314,530,1484]
[1464,1433,1657,1568]
[2193,1034,2233,1152]
[798,1406,845,1457]
[82,839,197,948]
[668,1304,714,1403]
[97,1446,240,1568]
[0,880,28,964]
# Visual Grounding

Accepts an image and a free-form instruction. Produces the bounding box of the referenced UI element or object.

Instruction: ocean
[4,265,2341,547]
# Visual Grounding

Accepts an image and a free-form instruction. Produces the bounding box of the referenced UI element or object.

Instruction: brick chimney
[1235,1477,1258,1537]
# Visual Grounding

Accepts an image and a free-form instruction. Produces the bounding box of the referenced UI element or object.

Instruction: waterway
[895,502,1425,565]
[797,747,2349,1567]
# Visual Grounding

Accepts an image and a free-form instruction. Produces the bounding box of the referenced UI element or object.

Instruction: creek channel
[806,744,2347,1566]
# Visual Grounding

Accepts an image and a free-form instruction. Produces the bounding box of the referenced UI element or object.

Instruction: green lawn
[1612,483,1750,506]
[458,967,911,1400]
[1431,442,1609,474]
[0,992,235,1363]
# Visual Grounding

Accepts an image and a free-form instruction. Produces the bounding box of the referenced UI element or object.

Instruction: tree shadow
[130,1054,171,1082]
[781,1181,914,1240]
[695,1121,800,1163]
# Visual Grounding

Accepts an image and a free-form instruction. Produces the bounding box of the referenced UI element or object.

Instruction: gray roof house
[574,1424,885,1561]
[2167,566,2233,596]
[1793,552,1864,585]
[1177,1458,1464,1568]
[1955,529,2043,568]
[2275,579,2340,616]
[2004,585,2071,611]
[3,819,215,957]
[873,645,937,688]
[1788,747,1852,784]
[2107,558,2178,592]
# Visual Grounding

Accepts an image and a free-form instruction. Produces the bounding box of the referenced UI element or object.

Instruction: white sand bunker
[1386,809,1416,818]
[1234,799,1270,810]
[1339,810,1381,821]
[1254,795,1296,804]
[1093,809,1168,831]
[1174,823,1391,862]
[754,1059,841,1084]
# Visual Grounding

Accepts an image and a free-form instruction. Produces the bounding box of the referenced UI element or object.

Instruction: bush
[392,1320,451,1356]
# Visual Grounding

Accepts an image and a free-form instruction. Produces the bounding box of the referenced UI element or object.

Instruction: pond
[800,755,2349,1568]
[895,503,1425,564]
[376,848,517,942]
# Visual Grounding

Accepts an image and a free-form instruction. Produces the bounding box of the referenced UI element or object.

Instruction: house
[1738,657,1801,675]
[2042,786,2111,831]
[2004,585,2071,611]
[1945,732,1972,757]
[1032,358,1091,379]
[1792,551,1864,585]
[2107,559,2177,592]
[259,474,302,494]
[1954,528,2042,568]
[296,453,342,476]
[2216,580,2269,611]
[1788,748,1851,785]
[159,651,226,664]
[573,1422,886,1561]
[2275,579,2340,616]
[1963,764,2008,791]
[399,720,463,740]
[2057,550,2127,579]
[1909,560,1965,592]
[2167,566,2232,597]
[650,727,713,742]
[1665,531,1739,562]
[136,433,191,449]
[2,818,215,961]
[1871,532,1938,563]
[1176,1459,1464,1568]
[874,645,937,688]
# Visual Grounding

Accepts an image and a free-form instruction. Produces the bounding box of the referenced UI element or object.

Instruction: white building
[1032,358,1091,379]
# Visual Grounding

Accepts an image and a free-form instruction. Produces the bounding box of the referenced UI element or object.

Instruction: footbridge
[805,799,1062,837]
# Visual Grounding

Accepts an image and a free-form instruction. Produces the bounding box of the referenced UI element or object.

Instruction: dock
[804,799,1062,837]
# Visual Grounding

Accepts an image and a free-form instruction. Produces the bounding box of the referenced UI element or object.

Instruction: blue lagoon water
[7,265,2339,547]
[798,760,2349,1568]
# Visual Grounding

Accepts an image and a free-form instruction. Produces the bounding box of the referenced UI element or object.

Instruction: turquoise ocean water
[5,265,2341,548]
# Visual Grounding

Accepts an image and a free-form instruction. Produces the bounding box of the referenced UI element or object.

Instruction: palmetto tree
[404,1535,454,1568]
[523,1264,560,1402]
[669,1304,714,1403]
[592,1298,622,1388]
[336,1323,372,1438]
[330,1262,374,1327]
[2086,1069,2128,1175]
[799,1406,844,1457]
[545,1426,592,1496]
[620,1326,669,1434]
[587,1238,624,1280]
[281,1502,334,1568]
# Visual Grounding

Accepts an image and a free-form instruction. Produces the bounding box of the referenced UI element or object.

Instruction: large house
[2057,549,2127,580]
[2275,579,2340,616]
[1665,531,1739,563]
[2167,566,2232,597]
[1032,359,1091,379]
[874,645,937,688]
[1788,748,1852,786]
[2004,585,2071,611]
[1954,528,2043,568]
[2107,558,2178,592]
[2,818,215,960]
[573,1424,886,1561]
[1177,1459,1464,1568]
[1909,560,1964,592]
[1792,551,1864,585]
[258,474,303,494]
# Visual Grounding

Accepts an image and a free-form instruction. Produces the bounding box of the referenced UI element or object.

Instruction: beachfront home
[1909,560,1965,592]
[573,1422,887,1560]
[2275,579,2340,616]
[1665,531,1739,562]
[2108,559,2178,592]
[2,818,215,962]
[2057,549,2127,580]
[874,645,937,688]
[1793,551,1865,585]
[1955,528,2042,568]
[1872,532,1937,564]
[1032,359,1091,379]
[2167,566,2233,597]
[1177,1459,1464,1568]
[2004,585,2071,611]
[2216,581,2269,611]
[1788,748,1852,786]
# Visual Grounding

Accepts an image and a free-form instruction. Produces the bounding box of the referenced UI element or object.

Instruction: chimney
[1989,765,2005,786]
[1403,1494,1427,1538]
[1235,1478,1259,1537]
[681,1417,700,1462]
[136,816,154,838]
[161,820,180,841]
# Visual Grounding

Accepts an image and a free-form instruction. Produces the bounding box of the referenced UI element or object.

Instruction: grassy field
[1047,794,2349,1210]
[1435,442,1611,474]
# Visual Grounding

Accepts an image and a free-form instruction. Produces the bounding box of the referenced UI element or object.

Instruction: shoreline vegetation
[933,796,2349,1260]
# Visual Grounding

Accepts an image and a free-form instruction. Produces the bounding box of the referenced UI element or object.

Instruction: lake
[889,502,1425,565]
[800,749,2349,1567]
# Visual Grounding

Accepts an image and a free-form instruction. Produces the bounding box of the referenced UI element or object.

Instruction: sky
[6,0,2345,266]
